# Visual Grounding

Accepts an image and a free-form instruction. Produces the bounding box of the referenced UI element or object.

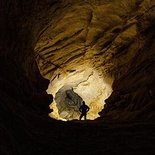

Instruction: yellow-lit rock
[34,0,155,121]
[47,65,113,121]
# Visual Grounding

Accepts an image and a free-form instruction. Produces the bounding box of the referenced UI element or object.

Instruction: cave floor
[28,120,155,155]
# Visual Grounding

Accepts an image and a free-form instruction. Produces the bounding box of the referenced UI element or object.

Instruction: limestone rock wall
[1,0,155,154]
[35,0,143,79]
[34,0,155,121]
[99,0,155,121]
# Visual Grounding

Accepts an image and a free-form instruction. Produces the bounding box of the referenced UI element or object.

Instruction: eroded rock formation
[1,0,155,154]
[34,0,155,121]
[55,85,83,120]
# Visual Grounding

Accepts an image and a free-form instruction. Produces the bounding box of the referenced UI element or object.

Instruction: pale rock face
[47,66,113,120]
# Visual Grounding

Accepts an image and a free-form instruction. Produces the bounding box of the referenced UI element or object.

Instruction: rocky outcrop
[55,86,83,120]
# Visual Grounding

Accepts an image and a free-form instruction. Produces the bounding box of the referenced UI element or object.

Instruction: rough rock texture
[47,66,112,120]
[35,0,146,78]
[55,86,83,120]
[34,0,155,121]
[1,0,155,154]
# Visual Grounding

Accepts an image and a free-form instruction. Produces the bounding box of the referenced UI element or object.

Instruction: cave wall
[0,0,65,113]
[100,4,155,121]
[33,0,155,121]
[0,0,154,122]
[1,0,155,154]
[0,1,57,154]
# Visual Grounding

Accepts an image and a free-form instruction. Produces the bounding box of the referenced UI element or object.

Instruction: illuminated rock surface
[34,0,155,121]
[47,67,113,120]
[1,0,155,154]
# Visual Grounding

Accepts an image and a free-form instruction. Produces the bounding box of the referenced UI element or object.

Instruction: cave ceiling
[34,0,147,79]
[1,0,155,154]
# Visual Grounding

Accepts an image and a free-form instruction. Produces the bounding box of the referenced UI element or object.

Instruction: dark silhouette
[79,101,90,120]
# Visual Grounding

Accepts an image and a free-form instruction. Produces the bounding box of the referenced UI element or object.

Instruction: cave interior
[1,0,155,154]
